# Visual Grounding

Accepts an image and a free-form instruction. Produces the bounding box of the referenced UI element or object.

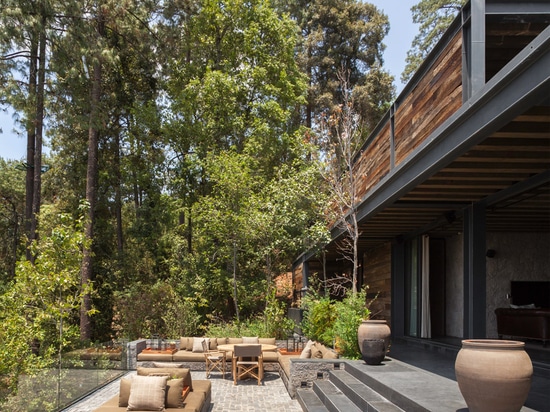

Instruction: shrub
[332,289,370,359]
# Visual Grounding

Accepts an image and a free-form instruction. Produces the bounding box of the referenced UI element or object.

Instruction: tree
[320,71,363,294]
[275,0,394,132]
[0,203,90,394]
[0,159,25,283]
[401,0,466,83]
[0,0,55,259]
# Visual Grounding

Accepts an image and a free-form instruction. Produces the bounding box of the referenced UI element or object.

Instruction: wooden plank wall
[353,122,391,201]
[362,242,392,324]
[352,32,463,201]
[394,32,463,164]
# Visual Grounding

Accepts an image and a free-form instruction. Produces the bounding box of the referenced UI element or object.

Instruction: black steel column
[463,203,486,338]
[391,240,406,339]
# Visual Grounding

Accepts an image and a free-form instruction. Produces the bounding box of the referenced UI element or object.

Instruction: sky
[0,0,418,161]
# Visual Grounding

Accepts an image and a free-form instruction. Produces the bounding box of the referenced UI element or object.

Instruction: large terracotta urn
[455,339,533,412]
[357,319,391,356]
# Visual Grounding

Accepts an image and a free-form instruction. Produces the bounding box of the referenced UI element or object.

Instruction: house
[293,0,550,343]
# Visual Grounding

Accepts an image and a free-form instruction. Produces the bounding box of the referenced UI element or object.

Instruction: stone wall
[287,358,343,398]
[486,232,550,337]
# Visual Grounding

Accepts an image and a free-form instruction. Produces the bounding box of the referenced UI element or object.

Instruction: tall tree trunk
[80,22,103,340]
[232,238,239,321]
[30,19,47,263]
[114,132,123,253]
[25,35,38,261]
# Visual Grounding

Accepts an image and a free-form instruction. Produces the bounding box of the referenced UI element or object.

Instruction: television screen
[510,281,550,308]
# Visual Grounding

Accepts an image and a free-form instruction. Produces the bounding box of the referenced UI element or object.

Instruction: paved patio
[62,370,302,412]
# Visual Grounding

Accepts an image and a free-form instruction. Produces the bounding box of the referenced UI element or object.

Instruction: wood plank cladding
[353,122,391,201]
[394,32,463,165]
[362,242,392,324]
[351,32,463,203]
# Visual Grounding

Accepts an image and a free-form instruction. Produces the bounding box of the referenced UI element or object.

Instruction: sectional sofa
[93,366,210,412]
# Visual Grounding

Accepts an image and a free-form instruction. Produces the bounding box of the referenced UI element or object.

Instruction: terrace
[56,339,549,411]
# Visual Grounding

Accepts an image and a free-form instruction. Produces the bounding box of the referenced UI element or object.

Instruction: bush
[332,289,370,359]
[300,290,335,346]
[301,287,372,358]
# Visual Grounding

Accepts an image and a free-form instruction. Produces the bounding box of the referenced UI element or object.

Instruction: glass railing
[1,341,129,412]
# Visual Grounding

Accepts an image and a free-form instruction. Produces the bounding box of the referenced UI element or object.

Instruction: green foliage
[205,287,294,339]
[0,158,25,285]
[301,291,336,346]
[402,0,466,83]
[332,289,370,359]
[301,285,372,358]
[0,204,90,396]
[111,282,202,340]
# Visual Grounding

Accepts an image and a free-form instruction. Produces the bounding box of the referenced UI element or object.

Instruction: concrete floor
[387,338,550,412]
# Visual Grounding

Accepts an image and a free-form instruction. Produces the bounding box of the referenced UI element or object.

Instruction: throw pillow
[118,377,132,407]
[127,375,168,411]
[137,367,193,389]
[153,362,185,368]
[311,344,323,359]
[242,336,259,344]
[192,337,210,352]
[300,340,314,359]
[165,378,184,408]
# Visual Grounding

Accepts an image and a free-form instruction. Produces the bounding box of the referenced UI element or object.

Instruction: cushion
[242,336,259,344]
[259,337,276,345]
[192,337,210,352]
[153,362,185,368]
[180,337,194,351]
[137,367,193,388]
[127,375,168,411]
[311,344,323,359]
[321,346,339,359]
[228,337,243,344]
[166,378,184,408]
[300,340,314,359]
[118,377,132,407]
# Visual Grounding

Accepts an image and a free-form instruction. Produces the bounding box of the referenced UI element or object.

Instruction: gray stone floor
[62,370,303,412]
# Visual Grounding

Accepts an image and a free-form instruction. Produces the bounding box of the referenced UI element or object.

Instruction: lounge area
[62,338,550,412]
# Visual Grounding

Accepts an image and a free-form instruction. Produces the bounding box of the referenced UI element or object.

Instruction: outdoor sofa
[93,366,210,412]
[135,336,339,398]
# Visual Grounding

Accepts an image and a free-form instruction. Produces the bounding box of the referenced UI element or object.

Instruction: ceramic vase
[357,319,391,357]
[361,339,386,365]
[455,339,533,412]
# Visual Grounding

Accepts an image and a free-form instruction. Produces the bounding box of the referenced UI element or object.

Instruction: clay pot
[357,319,391,357]
[361,339,386,365]
[455,339,533,412]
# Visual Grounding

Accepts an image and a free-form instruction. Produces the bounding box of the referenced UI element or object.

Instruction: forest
[0,0,462,398]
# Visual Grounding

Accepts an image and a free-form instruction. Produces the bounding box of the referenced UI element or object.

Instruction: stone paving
[62,370,303,412]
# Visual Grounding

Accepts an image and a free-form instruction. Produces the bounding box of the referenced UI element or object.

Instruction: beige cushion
[242,336,259,344]
[166,378,184,408]
[300,340,314,358]
[153,362,185,368]
[127,375,168,411]
[259,337,276,345]
[118,377,132,406]
[311,344,323,359]
[137,367,193,389]
[192,337,210,352]
[180,337,193,351]
[322,347,339,359]
[228,337,243,344]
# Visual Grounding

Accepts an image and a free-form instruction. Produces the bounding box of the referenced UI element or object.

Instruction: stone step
[295,388,329,412]
[329,369,405,412]
[312,380,362,412]
[344,361,462,412]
